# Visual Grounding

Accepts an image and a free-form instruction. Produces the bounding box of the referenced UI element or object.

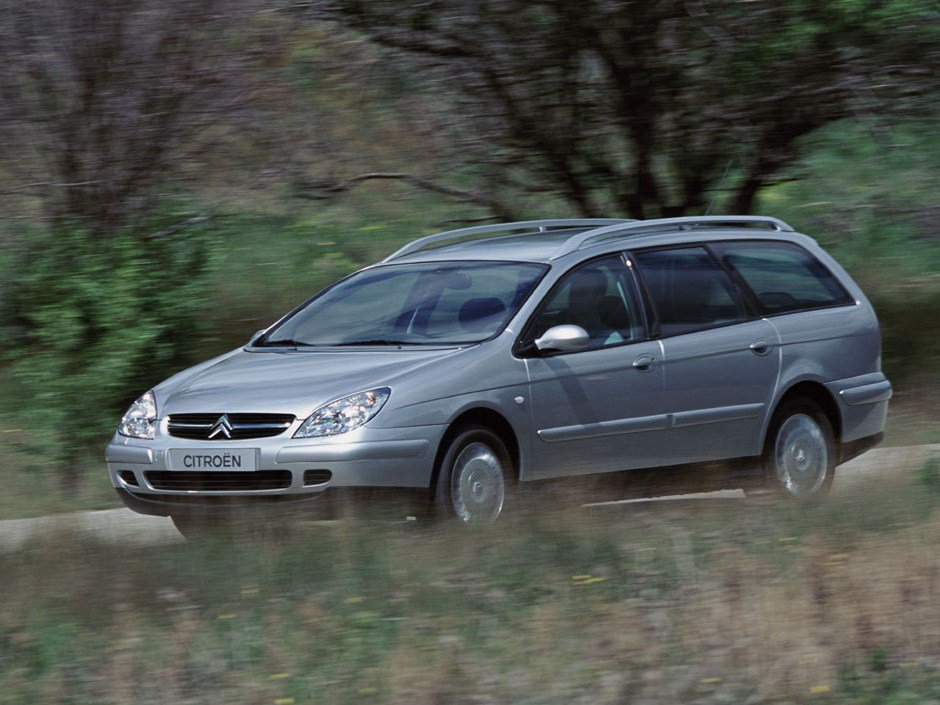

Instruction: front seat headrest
[458,297,507,333]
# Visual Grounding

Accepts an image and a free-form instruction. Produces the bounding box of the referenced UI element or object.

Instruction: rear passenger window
[633,247,748,336]
[713,242,853,314]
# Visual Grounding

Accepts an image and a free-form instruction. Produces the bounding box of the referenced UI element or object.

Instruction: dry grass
[3,467,940,704]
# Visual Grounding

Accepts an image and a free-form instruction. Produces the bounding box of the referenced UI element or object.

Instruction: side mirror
[534,324,590,353]
[249,328,267,344]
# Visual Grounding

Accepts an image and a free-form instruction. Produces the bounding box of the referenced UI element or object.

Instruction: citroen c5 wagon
[107,216,892,531]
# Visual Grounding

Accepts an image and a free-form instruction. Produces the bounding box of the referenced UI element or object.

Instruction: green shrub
[0,220,218,474]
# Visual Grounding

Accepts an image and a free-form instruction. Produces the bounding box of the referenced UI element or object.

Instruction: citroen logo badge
[208,414,234,439]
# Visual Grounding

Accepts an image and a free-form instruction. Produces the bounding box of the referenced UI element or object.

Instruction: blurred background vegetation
[1,4,940,704]
[0,0,938,514]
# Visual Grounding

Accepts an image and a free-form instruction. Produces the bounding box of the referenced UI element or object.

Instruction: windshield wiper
[259,339,314,347]
[333,339,412,346]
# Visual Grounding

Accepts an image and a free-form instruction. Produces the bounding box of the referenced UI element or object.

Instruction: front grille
[167,413,295,440]
[146,471,292,491]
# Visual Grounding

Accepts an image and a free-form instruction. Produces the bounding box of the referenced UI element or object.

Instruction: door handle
[632,355,655,371]
[749,340,772,356]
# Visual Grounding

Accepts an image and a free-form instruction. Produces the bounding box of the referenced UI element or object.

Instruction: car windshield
[260,260,548,347]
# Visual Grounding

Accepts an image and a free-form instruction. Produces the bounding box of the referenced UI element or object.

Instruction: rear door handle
[749,340,772,356]
[632,355,655,371]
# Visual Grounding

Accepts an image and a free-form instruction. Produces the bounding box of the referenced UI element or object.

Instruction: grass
[3,466,940,704]
[0,364,118,519]
[0,438,116,521]
[883,399,940,447]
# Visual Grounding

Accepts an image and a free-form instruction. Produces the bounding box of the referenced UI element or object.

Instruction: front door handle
[632,354,655,371]
[749,340,772,356]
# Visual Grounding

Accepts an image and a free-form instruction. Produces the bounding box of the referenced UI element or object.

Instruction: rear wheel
[434,425,512,524]
[762,398,836,498]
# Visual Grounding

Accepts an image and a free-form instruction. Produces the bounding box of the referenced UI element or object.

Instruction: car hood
[157,347,465,417]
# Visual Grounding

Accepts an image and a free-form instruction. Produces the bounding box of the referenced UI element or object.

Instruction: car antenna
[705,159,733,216]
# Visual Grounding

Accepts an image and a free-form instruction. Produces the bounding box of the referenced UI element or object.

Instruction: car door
[632,245,781,464]
[520,254,667,479]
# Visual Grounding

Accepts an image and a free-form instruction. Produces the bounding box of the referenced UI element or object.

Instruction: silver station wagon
[107,216,892,532]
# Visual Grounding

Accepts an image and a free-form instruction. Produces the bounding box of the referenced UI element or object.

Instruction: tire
[761,397,836,499]
[434,425,512,524]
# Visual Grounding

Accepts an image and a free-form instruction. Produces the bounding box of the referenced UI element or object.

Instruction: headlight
[118,391,158,440]
[294,388,390,438]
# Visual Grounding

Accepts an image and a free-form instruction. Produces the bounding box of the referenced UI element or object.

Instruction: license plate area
[166,448,259,472]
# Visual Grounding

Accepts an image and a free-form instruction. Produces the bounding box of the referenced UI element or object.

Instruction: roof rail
[382,218,632,262]
[549,215,795,259]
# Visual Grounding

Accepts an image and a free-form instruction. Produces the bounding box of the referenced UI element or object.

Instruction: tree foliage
[0,218,217,471]
[315,0,940,217]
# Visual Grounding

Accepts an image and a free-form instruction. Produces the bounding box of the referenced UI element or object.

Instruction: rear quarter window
[712,241,854,314]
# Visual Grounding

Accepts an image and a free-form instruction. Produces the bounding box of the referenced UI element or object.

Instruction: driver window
[528,255,644,350]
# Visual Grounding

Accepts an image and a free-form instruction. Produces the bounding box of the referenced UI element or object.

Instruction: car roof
[392,228,594,264]
[389,217,809,265]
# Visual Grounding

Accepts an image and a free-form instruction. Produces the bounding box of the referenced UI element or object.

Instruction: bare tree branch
[295,172,517,220]
[141,216,213,240]
[0,181,100,196]
[0,0,256,236]
[314,0,940,217]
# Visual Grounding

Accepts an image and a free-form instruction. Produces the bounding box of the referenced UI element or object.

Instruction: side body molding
[538,402,766,443]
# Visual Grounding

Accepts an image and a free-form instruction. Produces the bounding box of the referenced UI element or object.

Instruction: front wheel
[763,399,836,498]
[434,425,512,524]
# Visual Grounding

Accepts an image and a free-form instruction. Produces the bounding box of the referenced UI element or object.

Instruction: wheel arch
[763,379,842,451]
[429,407,522,494]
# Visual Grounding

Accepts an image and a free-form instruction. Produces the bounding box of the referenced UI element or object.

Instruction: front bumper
[106,423,446,513]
